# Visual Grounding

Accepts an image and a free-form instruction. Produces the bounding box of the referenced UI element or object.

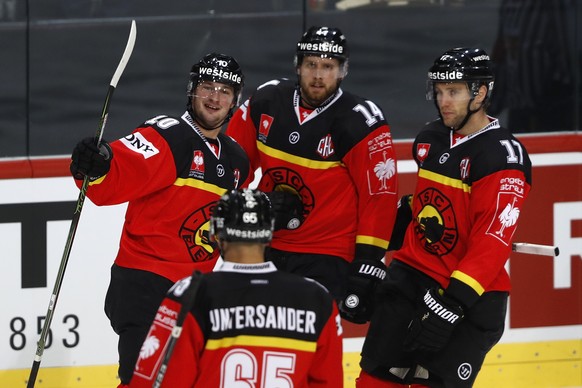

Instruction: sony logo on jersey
[428,71,464,81]
[199,66,242,85]
[298,42,344,54]
[121,133,160,159]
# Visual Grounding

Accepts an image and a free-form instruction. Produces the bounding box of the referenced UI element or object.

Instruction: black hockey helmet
[210,189,274,244]
[426,47,494,102]
[187,52,245,106]
[295,26,349,68]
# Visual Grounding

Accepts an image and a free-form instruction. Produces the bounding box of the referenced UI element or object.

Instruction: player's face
[434,82,479,129]
[191,81,235,130]
[298,56,343,108]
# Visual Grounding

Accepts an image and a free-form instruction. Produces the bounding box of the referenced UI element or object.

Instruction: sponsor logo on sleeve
[121,133,160,159]
[133,298,181,380]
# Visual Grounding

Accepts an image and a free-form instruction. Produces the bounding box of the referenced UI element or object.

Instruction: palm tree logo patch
[487,193,522,245]
[369,149,396,194]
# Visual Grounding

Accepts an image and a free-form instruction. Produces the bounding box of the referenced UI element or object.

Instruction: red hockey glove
[388,194,413,251]
[266,190,304,230]
[339,258,387,324]
[404,287,464,352]
[70,137,113,180]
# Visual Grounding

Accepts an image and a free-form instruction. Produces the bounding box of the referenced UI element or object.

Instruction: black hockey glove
[387,194,413,251]
[70,137,113,180]
[339,258,387,324]
[404,287,464,352]
[266,190,304,230]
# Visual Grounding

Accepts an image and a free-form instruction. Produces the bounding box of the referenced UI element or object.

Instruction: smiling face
[190,81,236,132]
[297,56,344,108]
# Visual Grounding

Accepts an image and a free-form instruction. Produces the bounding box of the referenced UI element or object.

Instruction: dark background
[0,0,579,157]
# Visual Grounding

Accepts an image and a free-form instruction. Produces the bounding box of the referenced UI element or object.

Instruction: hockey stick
[512,242,560,257]
[154,270,203,388]
[26,20,137,388]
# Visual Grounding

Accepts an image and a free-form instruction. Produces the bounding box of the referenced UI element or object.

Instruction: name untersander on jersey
[209,305,317,334]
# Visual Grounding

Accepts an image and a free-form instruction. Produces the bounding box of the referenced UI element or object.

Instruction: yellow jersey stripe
[257,141,342,170]
[451,270,485,296]
[418,168,471,193]
[174,177,227,196]
[205,335,317,352]
[356,235,389,249]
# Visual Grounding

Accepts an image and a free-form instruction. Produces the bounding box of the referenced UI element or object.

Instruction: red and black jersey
[130,261,344,387]
[78,112,250,281]
[395,118,532,308]
[226,79,398,262]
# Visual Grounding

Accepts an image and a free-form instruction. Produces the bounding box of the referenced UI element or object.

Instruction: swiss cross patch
[417,143,430,164]
[133,298,181,380]
[259,114,274,139]
[486,192,522,245]
[368,148,396,195]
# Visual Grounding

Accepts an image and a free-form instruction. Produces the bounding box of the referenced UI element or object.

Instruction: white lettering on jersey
[121,132,160,159]
[209,305,317,335]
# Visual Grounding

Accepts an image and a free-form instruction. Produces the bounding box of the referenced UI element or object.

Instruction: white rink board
[1,168,581,370]
[0,177,125,369]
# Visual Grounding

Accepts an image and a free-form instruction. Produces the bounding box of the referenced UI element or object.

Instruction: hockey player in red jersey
[356,48,532,387]
[226,26,398,324]
[69,53,250,386]
[129,188,344,387]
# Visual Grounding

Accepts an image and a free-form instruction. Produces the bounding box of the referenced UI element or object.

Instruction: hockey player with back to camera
[226,26,399,324]
[356,48,532,387]
[128,188,344,387]
[69,53,250,386]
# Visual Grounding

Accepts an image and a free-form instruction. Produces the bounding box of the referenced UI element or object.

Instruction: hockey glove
[339,258,387,324]
[266,190,304,230]
[70,137,113,180]
[387,194,413,251]
[404,287,464,352]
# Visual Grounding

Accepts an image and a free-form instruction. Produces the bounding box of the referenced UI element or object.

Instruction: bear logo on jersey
[414,187,458,255]
[179,202,217,262]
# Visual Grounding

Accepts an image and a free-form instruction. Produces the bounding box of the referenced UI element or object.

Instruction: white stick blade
[110,20,137,88]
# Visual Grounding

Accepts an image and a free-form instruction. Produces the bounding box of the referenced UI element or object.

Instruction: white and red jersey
[395,118,532,307]
[129,261,344,387]
[77,112,250,281]
[226,79,398,262]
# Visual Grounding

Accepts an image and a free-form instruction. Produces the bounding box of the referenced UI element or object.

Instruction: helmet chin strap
[436,97,480,132]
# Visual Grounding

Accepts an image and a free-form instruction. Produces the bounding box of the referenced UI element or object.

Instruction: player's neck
[222,243,267,264]
[456,111,490,136]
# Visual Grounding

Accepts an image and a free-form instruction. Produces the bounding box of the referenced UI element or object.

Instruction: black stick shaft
[26,20,136,388]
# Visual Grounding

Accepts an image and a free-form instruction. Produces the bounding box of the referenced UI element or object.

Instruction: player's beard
[299,79,341,108]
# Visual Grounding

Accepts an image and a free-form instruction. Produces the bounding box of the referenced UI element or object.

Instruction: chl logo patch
[317,134,335,159]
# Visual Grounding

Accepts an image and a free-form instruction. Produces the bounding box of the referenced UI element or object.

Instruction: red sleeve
[129,299,205,387]
[343,124,399,255]
[308,302,344,387]
[448,169,531,306]
[226,98,261,183]
[76,126,177,205]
